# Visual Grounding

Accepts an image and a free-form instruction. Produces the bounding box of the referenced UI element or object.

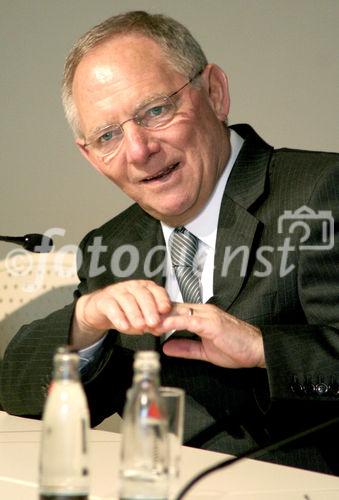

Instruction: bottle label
[39,383,90,494]
[40,495,88,500]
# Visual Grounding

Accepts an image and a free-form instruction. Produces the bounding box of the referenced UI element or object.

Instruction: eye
[99,130,114,143]
[103,131,114,141]
[145,102,173,121]
[148,105,166,117]
[97,127,122,146]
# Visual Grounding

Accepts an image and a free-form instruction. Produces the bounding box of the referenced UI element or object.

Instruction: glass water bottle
[39,346,90,500]
[119,350,169,500]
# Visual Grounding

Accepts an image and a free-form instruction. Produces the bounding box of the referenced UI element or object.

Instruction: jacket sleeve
[0,302,76,416]
[262,163,339,404]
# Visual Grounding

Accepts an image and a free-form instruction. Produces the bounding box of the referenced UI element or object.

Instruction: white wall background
[1,0,338,258]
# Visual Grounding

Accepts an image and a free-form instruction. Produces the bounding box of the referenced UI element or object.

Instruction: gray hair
[62,11,208,138]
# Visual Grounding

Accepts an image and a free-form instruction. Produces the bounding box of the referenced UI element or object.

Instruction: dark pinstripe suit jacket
[1,124,338,474]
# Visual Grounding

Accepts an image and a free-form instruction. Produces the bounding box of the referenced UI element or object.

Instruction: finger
[129,283,170,326]
[150,303,195,335]
[147,283,172,315]
[159,315,214,339]
[169,302,203,317]
[162,339,206,361]
[111,291,149,330]
[94,295,134,332]
[110,281,172,330]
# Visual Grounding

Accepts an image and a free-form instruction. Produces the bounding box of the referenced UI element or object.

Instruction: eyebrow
[86,91,173,141]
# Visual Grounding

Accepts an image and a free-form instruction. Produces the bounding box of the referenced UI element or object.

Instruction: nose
[123,122,160,164]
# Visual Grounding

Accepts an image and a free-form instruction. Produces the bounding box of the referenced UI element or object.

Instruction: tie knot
[169,227,199,268]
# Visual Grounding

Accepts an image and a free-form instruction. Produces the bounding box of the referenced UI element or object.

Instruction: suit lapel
[134,211,166,287]
[210,124,273,310]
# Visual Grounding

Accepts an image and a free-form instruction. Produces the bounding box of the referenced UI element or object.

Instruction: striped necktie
[169,226,202,303]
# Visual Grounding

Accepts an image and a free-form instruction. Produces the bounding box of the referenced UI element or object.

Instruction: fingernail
[147,315,158,326]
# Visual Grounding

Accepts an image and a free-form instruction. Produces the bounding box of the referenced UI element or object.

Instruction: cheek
[92,158,128,190]
[164,116,216,183]
[172,105,219,153]
[163,116,196,145]
[166,121,207,170]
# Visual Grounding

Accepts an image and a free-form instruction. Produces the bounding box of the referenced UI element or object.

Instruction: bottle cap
[54,345,80,364]
[134,350,160,371]
[55,345,78,355]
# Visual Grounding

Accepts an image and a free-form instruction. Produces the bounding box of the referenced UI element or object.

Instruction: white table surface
[0,411,338,499]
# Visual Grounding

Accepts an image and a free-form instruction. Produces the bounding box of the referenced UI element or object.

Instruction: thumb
[162,338,204,360]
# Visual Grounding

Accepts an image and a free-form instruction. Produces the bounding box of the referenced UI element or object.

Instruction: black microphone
[0,233,54,253]
[174,416,339,500]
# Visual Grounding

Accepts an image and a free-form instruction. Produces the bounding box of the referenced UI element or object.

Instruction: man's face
[73,35,230,226]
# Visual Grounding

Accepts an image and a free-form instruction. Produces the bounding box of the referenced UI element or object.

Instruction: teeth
[144,163,178,181]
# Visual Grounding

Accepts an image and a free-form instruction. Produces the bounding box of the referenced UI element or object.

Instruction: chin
[142,195,196,223]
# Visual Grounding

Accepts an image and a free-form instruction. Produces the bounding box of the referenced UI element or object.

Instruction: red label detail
[148,401,161,419]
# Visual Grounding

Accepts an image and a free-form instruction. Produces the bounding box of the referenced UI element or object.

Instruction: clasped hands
[72,279,265,369]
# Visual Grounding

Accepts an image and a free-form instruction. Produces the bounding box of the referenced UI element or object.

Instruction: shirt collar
[161,129,244,251]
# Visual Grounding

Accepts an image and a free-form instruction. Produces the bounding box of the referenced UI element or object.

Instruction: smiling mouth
[142,162,180,182]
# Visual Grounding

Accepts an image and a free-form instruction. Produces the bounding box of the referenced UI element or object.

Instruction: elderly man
[1,11,338,474]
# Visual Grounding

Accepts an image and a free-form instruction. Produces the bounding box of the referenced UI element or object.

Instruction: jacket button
[305,382,316,395]
[290,381,305,395]
[315,383,328,395]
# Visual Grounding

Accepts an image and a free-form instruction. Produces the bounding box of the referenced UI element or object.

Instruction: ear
[201,64,230,121]
[75,139,106,176]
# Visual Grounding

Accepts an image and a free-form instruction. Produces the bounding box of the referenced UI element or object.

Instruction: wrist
[71,296,106,350]
[255,329,266,368]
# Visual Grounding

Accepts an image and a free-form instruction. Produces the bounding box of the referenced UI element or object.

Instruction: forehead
[72,35,183,133]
